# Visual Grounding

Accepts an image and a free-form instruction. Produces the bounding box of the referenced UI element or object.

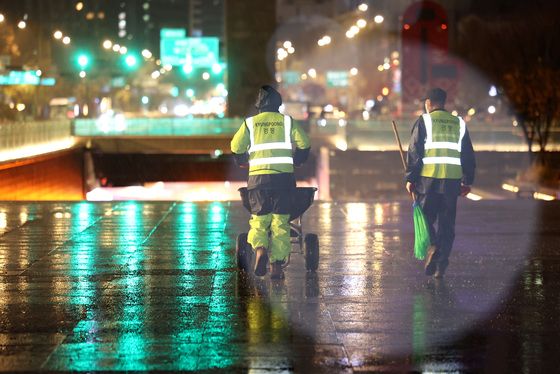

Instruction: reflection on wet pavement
[0,200,558,372]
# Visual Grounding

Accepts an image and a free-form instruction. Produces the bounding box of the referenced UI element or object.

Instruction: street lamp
[358,3,368,12]
[53,30,63,39]
[17,20,26,29]
[62,36,71,45]
[102,40,113,49]
[374,15,384,24]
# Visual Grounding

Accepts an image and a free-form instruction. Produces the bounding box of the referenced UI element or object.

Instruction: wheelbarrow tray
[238,187,317,221]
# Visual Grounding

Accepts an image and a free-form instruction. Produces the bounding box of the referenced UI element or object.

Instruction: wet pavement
[0,199,558,372]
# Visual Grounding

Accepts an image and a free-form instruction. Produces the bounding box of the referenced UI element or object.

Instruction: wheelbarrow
[236,187,319,273]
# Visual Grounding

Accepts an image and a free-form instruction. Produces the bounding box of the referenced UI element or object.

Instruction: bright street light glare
[182,64,193,74]
[283,41,292,49]
[103,40,113,49]
[141,49,152,59]
[53,30,63,39]
[357,19,367,28]
[202,72,210,80]
[358,3,368,11]
[350,67,358,76]
[18,20,26,29]
[79,71,86,78]
[0,14,5,23]
[374,15,384,24]
[212,63,222,74]
[62,36,71,45]
[125,55,137,67]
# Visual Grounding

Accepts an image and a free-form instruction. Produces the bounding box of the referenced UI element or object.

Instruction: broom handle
[391,120,407,171]
[391,120,416,202]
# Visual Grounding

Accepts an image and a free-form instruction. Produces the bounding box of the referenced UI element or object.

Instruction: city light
[151,70,161,79]
[308,68,317,78]
[283,41,292,49]
[18,20,26,29]
[62,36,71,45]
[119,46,128,54]
[350,67,358,76]
[468,108,476,116]
[53,30,63,39]
[35,70,42,77]
[317,35,331,46]
[112,44,120,52]
[377,65,384,72]
[79,71,86,78]
[124,54,137,68]
[76,2,84,11]
[488,105,496,114]
[77,54,90,69]
[182,64,193,74]
[358,3,368,11]
[0,14,4,23]
[103,40,113,49]
[357,19,367,28]
[211,63,223,74]
[489,85,498,96]
[141,96,149,105]
[186,89,194,98]
[202,72,210,80]
[16,103,26,112]
[374,15,384,24]
[141,49,153,59]
[382,87,390,96]
[287,46,295,54]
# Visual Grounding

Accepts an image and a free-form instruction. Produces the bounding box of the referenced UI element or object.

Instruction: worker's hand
[406,181,415,195]
[460,184,471,197]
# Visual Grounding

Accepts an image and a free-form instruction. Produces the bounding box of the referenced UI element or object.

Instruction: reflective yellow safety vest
[245,112,295,175]
[420,111,466,179]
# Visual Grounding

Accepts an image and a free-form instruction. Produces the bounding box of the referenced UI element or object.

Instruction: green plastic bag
[413,201,431,260]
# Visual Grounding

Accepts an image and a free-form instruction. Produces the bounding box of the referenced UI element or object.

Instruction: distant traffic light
[76,53,90,70]
[124,54,138,69]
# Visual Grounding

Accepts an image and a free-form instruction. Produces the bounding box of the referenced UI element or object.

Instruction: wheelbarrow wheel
[304,233,319,272]
[236,233,252,273]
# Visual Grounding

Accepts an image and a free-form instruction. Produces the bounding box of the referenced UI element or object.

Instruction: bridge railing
[73,117,243,137]
[0,120,76,162]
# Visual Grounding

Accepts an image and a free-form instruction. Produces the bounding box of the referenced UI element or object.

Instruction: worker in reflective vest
[406,87,476,278]
[231,85,311,279]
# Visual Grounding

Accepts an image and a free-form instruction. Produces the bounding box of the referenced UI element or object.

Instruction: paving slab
[0,200,558,372]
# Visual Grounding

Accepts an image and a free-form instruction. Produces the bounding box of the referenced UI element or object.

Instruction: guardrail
[0,120,77,162]
[73,117,244,137]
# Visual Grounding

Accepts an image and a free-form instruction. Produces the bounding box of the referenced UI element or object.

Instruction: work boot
[434,261,448,278]
[254,247,269,277]
[270,261,285,280]
[424,245,439,276]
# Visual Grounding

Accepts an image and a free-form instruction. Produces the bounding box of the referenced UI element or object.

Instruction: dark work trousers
[417,192,458,271]
[248,188,293,216]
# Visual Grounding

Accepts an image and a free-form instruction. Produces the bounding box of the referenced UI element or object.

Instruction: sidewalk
[0,199,558,372]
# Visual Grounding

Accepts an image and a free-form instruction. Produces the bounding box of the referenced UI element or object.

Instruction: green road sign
[326,71,349,87]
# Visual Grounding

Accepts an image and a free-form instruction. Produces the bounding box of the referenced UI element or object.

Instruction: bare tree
[457,3,560,164]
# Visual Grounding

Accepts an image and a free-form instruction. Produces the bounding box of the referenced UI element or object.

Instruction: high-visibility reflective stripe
[249,157,294,166]
[423,113,465,151]
[246,115,292,153]
[249,142,293,152]
[284,115,291,143]
[425,142,461,151]
[422,156,461,165]
[458,117,466,152]
[246,117,255,147]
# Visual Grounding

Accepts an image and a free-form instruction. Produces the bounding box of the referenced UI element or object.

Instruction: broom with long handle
[391,120,431,260]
